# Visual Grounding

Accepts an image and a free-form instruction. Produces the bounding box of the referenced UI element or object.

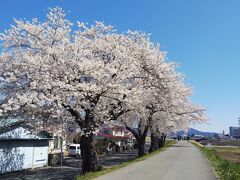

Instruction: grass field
[214,147,240,164]
[191,141,240,179]
[199,139,240,147]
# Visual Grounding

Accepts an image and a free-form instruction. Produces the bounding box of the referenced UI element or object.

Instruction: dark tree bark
[158,136,164,148]
[137,138,145,157]
[126,123,149,157]
[158,133,166,148]
[163,133,166,144]
[63,104,99,174]
[149,133,159,153]
[148,110,159,153]
[80,134,98,174]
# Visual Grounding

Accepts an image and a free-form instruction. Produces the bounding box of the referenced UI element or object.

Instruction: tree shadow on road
[99,150,138,167]
[0,166,81,180]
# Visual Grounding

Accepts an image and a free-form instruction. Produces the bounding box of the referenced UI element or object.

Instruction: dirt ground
[214,147,240,163]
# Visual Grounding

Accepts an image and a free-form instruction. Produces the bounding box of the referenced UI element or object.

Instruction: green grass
[77,140,176,180]
[191,141,240,180]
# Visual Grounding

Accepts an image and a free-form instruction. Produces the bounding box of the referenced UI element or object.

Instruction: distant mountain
[175,128,218,137]
[188,128,218,137]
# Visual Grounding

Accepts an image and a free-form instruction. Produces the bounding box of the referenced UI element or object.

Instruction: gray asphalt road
[95,141,216,180]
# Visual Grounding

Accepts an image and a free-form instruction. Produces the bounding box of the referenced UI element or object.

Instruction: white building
[0,119,52,174]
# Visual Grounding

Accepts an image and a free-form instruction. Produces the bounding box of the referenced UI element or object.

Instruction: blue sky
[1,0,240,133]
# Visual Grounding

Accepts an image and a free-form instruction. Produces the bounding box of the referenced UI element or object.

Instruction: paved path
[95,141,216,180]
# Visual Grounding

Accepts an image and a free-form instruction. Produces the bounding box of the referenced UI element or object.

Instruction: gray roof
[0,118,23,128]
[0,118,52,140]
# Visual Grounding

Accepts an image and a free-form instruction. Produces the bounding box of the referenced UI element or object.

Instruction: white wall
[113,130,124,137]
[0,140,49,174]
[32,145,49,168]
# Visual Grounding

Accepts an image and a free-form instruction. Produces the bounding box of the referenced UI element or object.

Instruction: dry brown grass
[214,147,240,164]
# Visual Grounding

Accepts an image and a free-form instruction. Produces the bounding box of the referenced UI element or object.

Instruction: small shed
[0,119,52,174]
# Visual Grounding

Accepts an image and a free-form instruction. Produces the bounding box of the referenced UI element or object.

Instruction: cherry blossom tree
[115,33,206,155]
[0,7,146,173]
[141,55,206,152]
[0,7,206,173]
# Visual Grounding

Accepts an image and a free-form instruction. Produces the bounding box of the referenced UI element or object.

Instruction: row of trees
[0,7,206,174]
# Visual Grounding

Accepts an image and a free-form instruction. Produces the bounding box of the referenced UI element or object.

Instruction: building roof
[100,123,128,131]
[0,118,23,129]
[96,132,129,141]
[0,118,52,140]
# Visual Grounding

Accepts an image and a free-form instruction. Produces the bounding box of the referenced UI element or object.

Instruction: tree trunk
[149,133,159,153]
[63,104,99,174]
[158,133,166,148]
[162,134,166,145]
[80,134,98,174]
[158,138,163,148]
[126,124,148,157]
[137,139,145,157]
